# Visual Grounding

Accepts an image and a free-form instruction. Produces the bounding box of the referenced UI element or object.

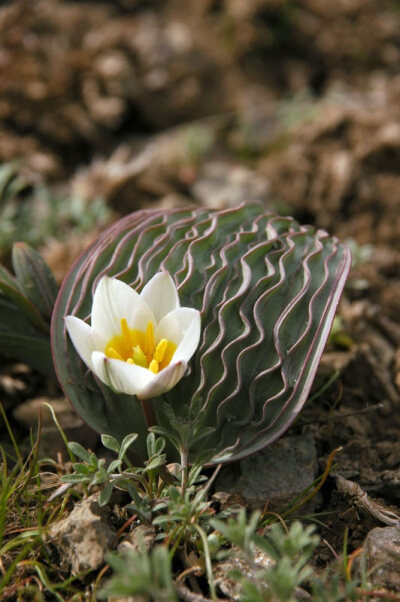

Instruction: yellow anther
[105,318,175,374]
[149,359,159,374]
[154,339,168,363]
[145,321,155,356]
[120,318,132,348]
[160,340,177,369]
[106,346,124,361]
[132,345,148,368]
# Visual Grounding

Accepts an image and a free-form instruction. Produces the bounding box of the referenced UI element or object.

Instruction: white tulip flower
[65,272,201,400]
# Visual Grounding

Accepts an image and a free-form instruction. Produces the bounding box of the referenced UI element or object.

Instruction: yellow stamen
[149,359,159,374]
[154,339,168,363]
[145,321,154,357]
[159,340,177,369]
[106,346,124,361]
[105,319,176,374]
[121,318,131,349]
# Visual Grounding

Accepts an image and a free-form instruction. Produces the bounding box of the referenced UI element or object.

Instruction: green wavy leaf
[51,202,351,464]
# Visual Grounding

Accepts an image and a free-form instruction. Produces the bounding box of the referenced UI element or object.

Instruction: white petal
[91,351,154,395]
[91,276,155,345]
[173,311,201,363]
[156,307,201,362]
[140,272,180,323]
[137,360,187,400]
[65,316,95,370]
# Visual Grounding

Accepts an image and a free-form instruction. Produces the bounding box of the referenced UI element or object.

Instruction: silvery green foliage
[211,513,320,602]
[99,546,177,601]
[51,202,351,463]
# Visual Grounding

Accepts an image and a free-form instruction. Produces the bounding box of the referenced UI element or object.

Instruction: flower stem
[194,524,217,602]
[180,446,188,497]
[140,398,156,429]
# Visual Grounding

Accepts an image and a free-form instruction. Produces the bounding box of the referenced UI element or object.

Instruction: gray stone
[216,433,319,511]
[214,549,310,600]
[214,549,273,601]
[360,526,400,591]
[118,524,155,555]
[47,494,116,574]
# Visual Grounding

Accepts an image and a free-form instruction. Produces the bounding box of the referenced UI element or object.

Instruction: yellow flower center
[105,319,177,374]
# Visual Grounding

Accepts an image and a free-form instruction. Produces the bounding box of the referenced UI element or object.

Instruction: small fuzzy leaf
[127,482,142,505]
[12,242,58,320]
[146,432,156,457]
[108,459,122,473]
[151,515,174,526]
[91,466,108,485]
[68,441,93,463]
[143,456,166,473]
[118,433,139,461]
[101,433,120,453]
[99,483,114,507]
[72,462,92,475]
[154,436,166,456]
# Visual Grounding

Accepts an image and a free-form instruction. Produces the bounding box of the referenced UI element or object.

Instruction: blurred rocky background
[1,1,400,250]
